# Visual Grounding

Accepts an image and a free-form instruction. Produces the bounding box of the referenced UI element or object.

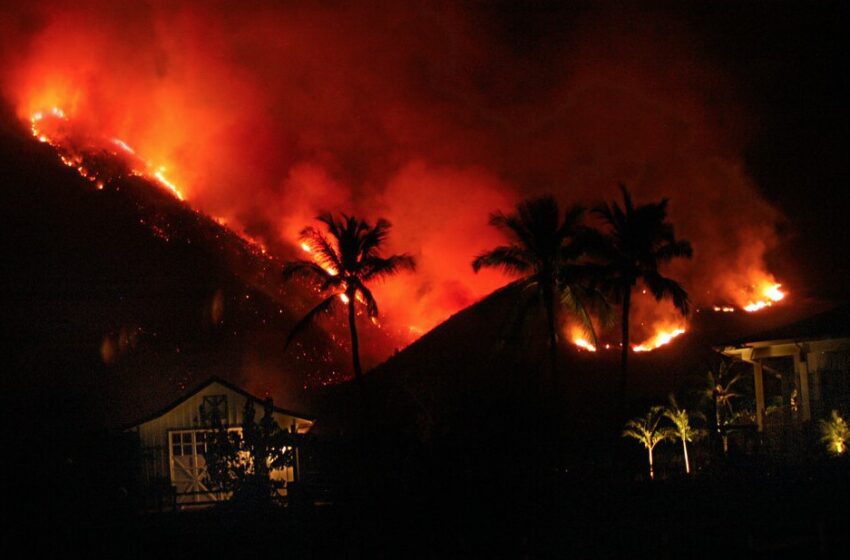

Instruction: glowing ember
[632,327,686,352]
[712,306,735,313]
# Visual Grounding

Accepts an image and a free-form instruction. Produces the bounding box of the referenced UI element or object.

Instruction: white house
[126,376,314,508]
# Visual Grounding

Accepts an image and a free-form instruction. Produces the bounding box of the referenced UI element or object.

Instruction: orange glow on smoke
[3,3,795,366]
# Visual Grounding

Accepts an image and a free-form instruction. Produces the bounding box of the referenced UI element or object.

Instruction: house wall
[128,381,312,496]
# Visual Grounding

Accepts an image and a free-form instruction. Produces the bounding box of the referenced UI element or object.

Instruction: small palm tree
[472,195,602,382]
[664,396,705,474]
[593,185,692,404]
[700,360,743,453]
[283,213,415,412]
[820,410,850,456]
[623,406,672,480]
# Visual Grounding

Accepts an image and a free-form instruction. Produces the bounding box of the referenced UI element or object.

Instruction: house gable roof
[125,375,315,430]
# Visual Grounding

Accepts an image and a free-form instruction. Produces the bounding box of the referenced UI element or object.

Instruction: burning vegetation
[2,1,792,368]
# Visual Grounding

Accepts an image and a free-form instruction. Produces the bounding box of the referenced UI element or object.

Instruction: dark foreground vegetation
[9,411,850,559]
[16,459,850,558]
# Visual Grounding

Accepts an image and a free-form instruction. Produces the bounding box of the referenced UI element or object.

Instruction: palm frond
[655,239,693,262]
[285,294,339,347]
[559,203,585,236]
[618,183,634,215]
[299,225,343,274]
[643,272,691,316]
[282,260,337,285]
[472,245,532,275]
[561,285,599,346]
[357,283,380,318]
[359,218,391,257]
[488,211,535,251]
[362,253,416,282]
[316,212,342,242]
[622,406,670,449]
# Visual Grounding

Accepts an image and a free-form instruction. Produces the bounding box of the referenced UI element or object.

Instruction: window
[202,395,228,422]
[168,427,243,504]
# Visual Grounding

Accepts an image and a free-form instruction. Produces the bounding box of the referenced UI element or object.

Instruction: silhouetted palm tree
[283,213,415,412]
[623,406,672,480]
[593,185,692,403]
[700,360,743,453]
[472,195,602,382]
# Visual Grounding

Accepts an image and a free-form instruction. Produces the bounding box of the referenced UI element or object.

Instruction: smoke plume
[0,1,784,353]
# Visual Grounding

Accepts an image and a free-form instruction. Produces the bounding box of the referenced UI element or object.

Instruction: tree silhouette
[700,359,744,454]
[283,213,415,415]
[592,185,692,404]
[472,195,604,383]
[623,406,672,480]
[202,398,300,505]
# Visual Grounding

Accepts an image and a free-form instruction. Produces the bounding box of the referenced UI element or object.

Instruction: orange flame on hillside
[29,107,185,201]
[567,325,598,352]
[632,326,686,352]
[23,102,788,361]
[743,282,785,312]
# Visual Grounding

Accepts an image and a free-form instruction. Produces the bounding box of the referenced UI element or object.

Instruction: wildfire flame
[298,241,351,304]
[632,327,686,352]
[570,322,686,353]
[568,325,597,352]
[573,337,597,352]
[24,104,787,360]
[743,282,785,312]
[29,107,185,201]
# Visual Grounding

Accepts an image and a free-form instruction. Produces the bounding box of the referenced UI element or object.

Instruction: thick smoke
[0,1,783,349]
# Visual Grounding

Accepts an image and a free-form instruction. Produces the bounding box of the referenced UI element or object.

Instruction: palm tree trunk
[682,439,690,474]
[347,293,368,423]
[714,399,729,455]
[648,446,654,480]
[620,286,631,406]
[542,282,558,387]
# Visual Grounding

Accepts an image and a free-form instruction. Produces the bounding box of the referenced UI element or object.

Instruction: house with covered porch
[126,376,314,508]
[718,304,850,449]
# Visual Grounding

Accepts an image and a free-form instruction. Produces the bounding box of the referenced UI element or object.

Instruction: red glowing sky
[1,1,813,348]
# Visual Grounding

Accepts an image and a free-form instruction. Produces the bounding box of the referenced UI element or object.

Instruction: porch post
[794,352,812,422]
[808,352,822,417]
[291,423,301,483]
[753,360,765,432]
